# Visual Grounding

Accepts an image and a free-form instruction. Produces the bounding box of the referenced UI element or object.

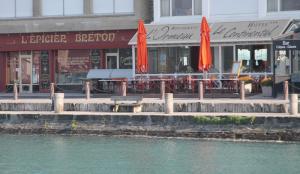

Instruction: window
[161,0,202,16]
[93,0,134,14]
[236,45,271,73]
[0,0,32,18]
[267,0,300,12]
[221,46,234,73]
[42,0,83,16]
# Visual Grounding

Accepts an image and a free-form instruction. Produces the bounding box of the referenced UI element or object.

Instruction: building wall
[0,0,153,34]
[153,0,300,24]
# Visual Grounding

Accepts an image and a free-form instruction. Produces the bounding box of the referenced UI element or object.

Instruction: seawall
[1,112,299,141]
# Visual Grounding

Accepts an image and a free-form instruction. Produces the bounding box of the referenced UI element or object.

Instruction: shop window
[236,45,271,73]
[147,47,193,74]
[119,48,132,69]
[56,50,90,84]
[267,0,300,12]
[0,0,32,18]
[42,0,83,16]
[161,0,202,17]
[93,0,134,15]
[221,46,234,73]
[6,52,19,84]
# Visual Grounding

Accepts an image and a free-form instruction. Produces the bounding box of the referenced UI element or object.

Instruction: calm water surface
[0,135,299,174]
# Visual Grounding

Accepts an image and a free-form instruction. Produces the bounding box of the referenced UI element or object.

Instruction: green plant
[260,77,273,87]
[239,76,253,84]
[71,120,77,130]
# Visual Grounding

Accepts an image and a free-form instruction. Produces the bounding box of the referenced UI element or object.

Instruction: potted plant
[239,76,253,94]
[260,77,273,97]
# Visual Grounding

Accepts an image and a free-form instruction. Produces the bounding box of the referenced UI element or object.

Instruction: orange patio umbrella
[137,19,148,73]
[198,17,212,72]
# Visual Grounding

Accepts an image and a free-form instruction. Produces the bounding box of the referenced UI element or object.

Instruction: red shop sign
[0,30,136,51]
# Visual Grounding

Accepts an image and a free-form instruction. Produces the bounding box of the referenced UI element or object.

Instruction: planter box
[245,83,252,94]
[262,86,272,97]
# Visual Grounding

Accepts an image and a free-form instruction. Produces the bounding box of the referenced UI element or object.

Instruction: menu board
[40,51,50,89]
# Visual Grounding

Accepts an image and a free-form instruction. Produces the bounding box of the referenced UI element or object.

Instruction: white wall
[152,0,299,24]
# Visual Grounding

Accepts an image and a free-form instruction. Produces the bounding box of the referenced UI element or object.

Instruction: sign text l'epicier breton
[21,33,116,44]
[0,30,135,51]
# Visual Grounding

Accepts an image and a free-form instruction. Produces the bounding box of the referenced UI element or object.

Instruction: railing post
[160,80,165,100]
[290,94,298,115]
[121,81,127,96]
[13,82,18,100]
[165,93,174,114]
[240,81,245,100]
[50,83,55,100]
[54,93,64,113]
[284,81,289,101]
[198,81,204,100]
[85,81,90,100]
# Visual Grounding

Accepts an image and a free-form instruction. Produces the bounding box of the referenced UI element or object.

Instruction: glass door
[106,53,119,69]
[19,54,32,93]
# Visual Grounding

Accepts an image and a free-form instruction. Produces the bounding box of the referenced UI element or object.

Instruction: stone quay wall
[0,113,299,141]
[0,102,287,113]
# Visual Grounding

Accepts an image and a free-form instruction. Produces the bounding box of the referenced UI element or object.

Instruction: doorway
[19,54,32,93]
[106,53,119,69]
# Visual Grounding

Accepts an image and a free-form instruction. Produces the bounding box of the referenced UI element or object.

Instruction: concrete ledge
[0,101,288,113]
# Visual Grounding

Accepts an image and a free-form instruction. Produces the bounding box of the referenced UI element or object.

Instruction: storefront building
[0,0,153,93]
[128,0,300,84]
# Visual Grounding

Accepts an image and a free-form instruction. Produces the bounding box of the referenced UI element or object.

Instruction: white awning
[128,19,292,45]
[86,69,133,79]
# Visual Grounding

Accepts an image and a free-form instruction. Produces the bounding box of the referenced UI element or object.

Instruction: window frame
[42,0,84,17]
[0,0,33,18]
[267,0,300,12]
[161,0,202,17]
[93,0,134,15]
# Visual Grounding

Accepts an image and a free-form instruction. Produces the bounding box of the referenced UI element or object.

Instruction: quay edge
[0,112,299,141]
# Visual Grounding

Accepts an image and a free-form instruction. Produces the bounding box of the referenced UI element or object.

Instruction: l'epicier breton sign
[0,30,135,51]
[211,20,290,42]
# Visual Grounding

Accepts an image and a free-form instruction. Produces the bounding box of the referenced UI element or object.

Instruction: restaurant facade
[129,19,295,80]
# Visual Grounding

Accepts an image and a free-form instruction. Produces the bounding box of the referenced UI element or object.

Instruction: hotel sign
[273,40,300,50]
[0,30,135,51]
[211,20,290,42]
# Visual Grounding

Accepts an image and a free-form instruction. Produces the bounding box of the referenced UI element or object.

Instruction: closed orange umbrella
[137,19,148,73]
[198,17,212,71]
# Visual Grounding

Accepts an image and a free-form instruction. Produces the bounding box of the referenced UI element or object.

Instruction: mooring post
[198,81,204,100]
[13,82,18,100]
[240,81,245,100]
[54,93,64,113]
[121,81,127,96]
[160,80,165,100]
[50,83,55,100]
[284,81,289,101]
[165,93,174,114]
[290,94,298,115]
[85,81,90,100]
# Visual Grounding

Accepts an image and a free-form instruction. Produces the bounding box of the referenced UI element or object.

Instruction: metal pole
[284,81,289,101]
[13,82,18,100]
[240,81,245,100]
[85,81,90,100]
[198,81,204,100]
[50,83,55,100]
[121,81,127,96]
[160,80,165,100]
